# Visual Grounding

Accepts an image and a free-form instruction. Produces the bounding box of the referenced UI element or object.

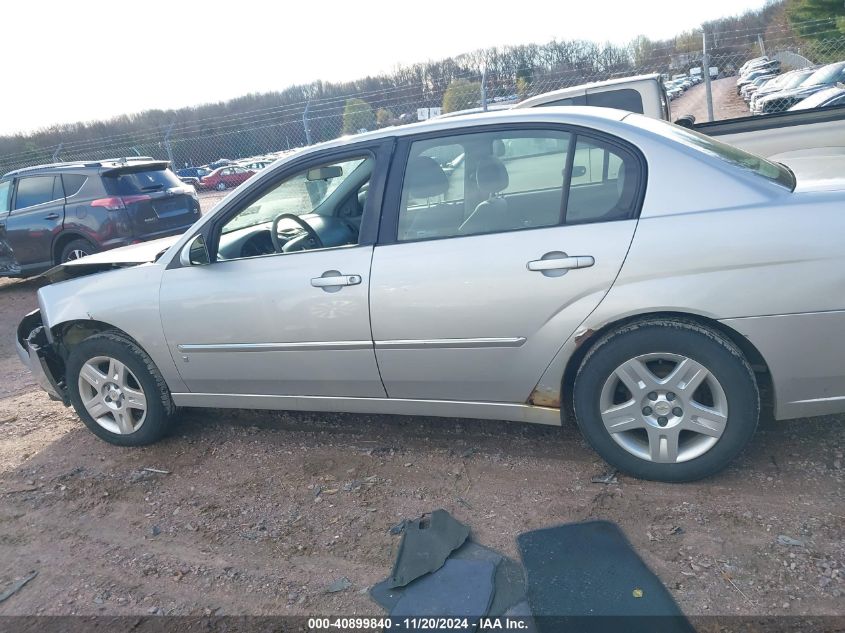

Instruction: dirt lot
[0,275,842,622]
[672,77,750,123]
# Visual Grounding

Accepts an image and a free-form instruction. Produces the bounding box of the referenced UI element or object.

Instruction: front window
[214,156,371,261]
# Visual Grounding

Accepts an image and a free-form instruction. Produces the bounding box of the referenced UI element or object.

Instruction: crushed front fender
[16,310,68,405]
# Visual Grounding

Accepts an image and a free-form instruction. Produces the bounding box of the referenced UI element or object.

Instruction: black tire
[60,238,96,264]
[573,318,759,482]
[66,331,176,446]
[215,181,227,191]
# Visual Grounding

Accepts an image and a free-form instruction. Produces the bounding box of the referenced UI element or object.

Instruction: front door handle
[527,254,594,272]
[310,271,362,289]
[44,213,60,220]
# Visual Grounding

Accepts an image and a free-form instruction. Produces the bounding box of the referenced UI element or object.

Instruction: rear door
[101,164,201,238]
[370,124,645,403]
[4,175,65,271]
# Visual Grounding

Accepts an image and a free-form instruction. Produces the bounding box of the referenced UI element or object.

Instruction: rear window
[586,89,645,114]
[104,168,182,195]
[633,116,795,190]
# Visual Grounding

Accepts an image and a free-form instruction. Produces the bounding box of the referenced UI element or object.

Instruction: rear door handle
[44,213,60,220]
[310,273,362,288]
[527,255,594,271]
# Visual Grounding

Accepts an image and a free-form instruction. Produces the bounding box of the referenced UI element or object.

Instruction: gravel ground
[672,77,750,123]
[0,275,842,620]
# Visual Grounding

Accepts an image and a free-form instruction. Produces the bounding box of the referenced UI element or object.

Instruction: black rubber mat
[371,540,526,616]
[390,558,496,630]
[517,520,695,633]
[388,509,470,588]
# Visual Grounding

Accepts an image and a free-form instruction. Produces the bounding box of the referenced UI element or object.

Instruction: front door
[159,143,390,397]
[370,125,645,403]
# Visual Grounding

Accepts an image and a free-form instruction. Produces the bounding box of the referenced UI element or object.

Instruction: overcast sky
[1,0,769,135]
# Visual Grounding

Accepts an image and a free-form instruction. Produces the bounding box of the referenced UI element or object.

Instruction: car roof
[311,105,630,149]
[2,157,164,179]
[514,74,661,108]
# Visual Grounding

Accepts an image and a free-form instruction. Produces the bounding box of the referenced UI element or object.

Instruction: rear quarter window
[586,89,644,114]
[61,174,88,197]
[104,168,182,195]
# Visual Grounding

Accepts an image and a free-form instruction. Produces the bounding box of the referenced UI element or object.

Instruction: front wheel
[66,331,176,446]
[573,319,759,482]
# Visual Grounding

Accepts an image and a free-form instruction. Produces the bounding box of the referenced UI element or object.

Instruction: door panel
[159,246,384,397]
[6,176,65,270]
[370,220,638,402]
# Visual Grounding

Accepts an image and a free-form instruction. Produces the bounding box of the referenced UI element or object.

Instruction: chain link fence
[2,31,844,178]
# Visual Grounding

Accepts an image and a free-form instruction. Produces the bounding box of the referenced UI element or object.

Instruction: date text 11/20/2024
[307,617,529,629]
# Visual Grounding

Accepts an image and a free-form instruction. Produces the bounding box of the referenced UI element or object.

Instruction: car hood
[41,235,181,283]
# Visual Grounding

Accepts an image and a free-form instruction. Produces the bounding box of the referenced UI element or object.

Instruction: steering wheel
[271,213,324,253]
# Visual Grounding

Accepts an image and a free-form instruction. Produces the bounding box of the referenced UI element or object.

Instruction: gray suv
[0,158,201,276]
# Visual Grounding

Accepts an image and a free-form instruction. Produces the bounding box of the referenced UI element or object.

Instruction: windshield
[804,63,845,86]
[630,116,795,190]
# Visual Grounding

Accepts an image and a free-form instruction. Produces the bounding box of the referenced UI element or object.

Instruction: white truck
[515,73,845,158]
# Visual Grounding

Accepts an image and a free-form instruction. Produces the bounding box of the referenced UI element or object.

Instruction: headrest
[476,157,509,195]
[406,156,448,198]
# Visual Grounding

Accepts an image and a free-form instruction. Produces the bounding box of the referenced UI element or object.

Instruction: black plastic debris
[388,509,469,588]
[517,520,695,633]
[371,540,526,616]
[390,559,496,631]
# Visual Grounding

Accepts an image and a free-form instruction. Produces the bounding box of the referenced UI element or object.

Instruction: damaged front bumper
[16,310,68,404]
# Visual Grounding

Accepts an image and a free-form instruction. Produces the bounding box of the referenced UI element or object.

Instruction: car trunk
[102,163,200,236]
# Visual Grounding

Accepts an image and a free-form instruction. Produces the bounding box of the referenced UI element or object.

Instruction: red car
[200,165,255,191]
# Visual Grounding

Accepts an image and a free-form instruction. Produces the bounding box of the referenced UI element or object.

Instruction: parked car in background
[516,74,845,157]
[15,107,845,483]
[0,158,200,276]
[237,159,275,171]
[741,74,778,101]
[199,165,255,191]
[789,85,845,110]
[176,166,211,189]
[756,61,845,114]
[750,68,815,113]
[207,158,234,170]
[737,67,780,94]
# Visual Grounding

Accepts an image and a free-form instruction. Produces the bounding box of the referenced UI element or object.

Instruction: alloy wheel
[77,356,147,434]
[599,353,728,463]
[65,249,89,261]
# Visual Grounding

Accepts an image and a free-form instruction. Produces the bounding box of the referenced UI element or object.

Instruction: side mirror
[674,114,696,128]
[180,234,210,266]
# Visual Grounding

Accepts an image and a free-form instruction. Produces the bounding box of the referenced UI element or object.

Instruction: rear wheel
[60,238,96,263]
[215,181,227,191]
[67,331,176,446]
[573,319,759,482]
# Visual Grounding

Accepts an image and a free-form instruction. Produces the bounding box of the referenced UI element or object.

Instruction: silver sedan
[16,107,845,481]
